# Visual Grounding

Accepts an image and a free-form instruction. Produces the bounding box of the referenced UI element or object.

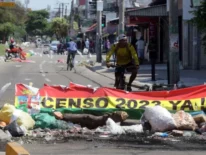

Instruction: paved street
[23,141,206,155]
[0,47,206,155]
[0,48,115,106]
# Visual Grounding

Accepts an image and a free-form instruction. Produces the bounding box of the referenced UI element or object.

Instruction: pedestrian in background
[136,36,145,64]
[106,39,111,53]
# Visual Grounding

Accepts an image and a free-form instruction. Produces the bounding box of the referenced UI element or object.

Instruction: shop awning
[126,4,167,17]
[86,23,97,32]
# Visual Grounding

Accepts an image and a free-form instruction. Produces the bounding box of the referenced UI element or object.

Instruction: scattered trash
[10,109,35,130]
[173,111,197,130]
[4,120,25,137]
[183,131,196,137]
[143,106,176,132]
[153,132,169,138]
[106,118,125,135]
[33,113,68,130]
[57,59,65,63]
[122,124,143,134]
[171,130,184,137]
[193,114,206,125]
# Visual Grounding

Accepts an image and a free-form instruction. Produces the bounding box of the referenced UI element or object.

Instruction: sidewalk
[85,55,206,88]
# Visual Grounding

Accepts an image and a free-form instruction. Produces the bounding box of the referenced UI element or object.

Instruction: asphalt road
[0,47,115,106]
[0,47,206,155]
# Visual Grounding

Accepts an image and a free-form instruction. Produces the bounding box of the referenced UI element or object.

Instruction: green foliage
[191,1,206,50]
[51,17,69,39]
[0,1,27,41]
[26,9,50,36]
[0,44,6,56]
[0,22,15,37]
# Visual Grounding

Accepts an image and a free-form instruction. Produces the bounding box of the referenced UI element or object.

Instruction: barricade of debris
[0,102,205,145]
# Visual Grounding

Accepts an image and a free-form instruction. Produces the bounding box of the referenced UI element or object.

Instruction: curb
[6,142,30,155]
[84,64,152,90]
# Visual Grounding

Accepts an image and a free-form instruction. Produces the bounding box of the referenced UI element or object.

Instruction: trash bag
[173,111,197,130]
[0,104,16,124]
[106,118,125,135]
[33,113,68,129]
[122,125,143,134]
[143,106,176,132]
[10,109,35,130]
[4,121,24,137]
[83,48,89,55]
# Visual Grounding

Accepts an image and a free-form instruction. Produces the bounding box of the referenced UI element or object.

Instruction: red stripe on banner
[15,83,206,101]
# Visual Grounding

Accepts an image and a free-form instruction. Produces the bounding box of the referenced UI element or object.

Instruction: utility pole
[96,0,103,63]
[62,3,64,18]
[116,0,119,18]
[69,0,74,36]
[65,5,67,18]
[59,4,61,17]
[118,0,125,35]
[168,0,180,85]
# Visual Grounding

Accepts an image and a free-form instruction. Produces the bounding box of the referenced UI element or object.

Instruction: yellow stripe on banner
[15,95,206,111]
[33,96,206,111]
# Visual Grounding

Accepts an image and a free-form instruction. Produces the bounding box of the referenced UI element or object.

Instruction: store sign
[0,0,15,7]
[191,0,202,7]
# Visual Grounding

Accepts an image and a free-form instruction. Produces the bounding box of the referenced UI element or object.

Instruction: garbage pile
[0,103,205,143]
[141,106,206,138]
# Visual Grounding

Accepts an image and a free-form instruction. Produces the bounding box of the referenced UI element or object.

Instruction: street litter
[0,83,206,143]
[142,106,176,132]
[57,59,65,63]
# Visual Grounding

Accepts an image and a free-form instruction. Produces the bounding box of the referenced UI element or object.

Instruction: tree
[0,1,27,41]
[191,1,206,50]
[26,10,49,36]
[51,17,69,40]
[0,22,15,40]
[43,22,53,38]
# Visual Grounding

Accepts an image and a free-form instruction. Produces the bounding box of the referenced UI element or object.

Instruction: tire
[115,74,125,90]
[19,53,26,60]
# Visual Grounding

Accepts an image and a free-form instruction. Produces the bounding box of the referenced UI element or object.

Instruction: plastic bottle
[154,132,169,137]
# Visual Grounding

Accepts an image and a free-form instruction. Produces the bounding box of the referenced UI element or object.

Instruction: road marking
[45,78,51,82]
[58,66,64,68]
[42,74,46,77]
[25,78,31,81]
[15,65,22,68]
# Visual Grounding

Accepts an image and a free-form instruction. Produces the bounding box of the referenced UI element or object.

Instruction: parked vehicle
[49,41,60,53]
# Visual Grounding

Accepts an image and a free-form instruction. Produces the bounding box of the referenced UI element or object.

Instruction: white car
[50,41,60,53]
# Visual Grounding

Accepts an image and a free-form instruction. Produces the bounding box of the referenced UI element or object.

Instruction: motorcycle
[5,47,26,62]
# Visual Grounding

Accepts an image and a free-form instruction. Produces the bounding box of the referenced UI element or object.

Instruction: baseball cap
[118,34,127,41]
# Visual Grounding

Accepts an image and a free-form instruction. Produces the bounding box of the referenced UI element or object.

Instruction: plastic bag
[10,109,35,130]
[33,113,68,129]
[122,125,143,134]
[0,104,16,124]
[143,106,176,132]
[173,111,197,130]
[106,118,125,135]
[83,48,89,55]
[4,121,24,137]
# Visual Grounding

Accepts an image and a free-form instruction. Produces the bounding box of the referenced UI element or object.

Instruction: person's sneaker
[126,85,132,92]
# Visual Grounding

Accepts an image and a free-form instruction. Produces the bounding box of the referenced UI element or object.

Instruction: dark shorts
[115,62,137,73]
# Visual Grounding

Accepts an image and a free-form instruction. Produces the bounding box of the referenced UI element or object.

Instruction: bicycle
[67,52,74,71]
[109,64,137,91]
[109,64,126,90]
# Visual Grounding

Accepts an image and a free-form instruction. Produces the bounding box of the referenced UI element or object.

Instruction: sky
[19,0,73,11]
